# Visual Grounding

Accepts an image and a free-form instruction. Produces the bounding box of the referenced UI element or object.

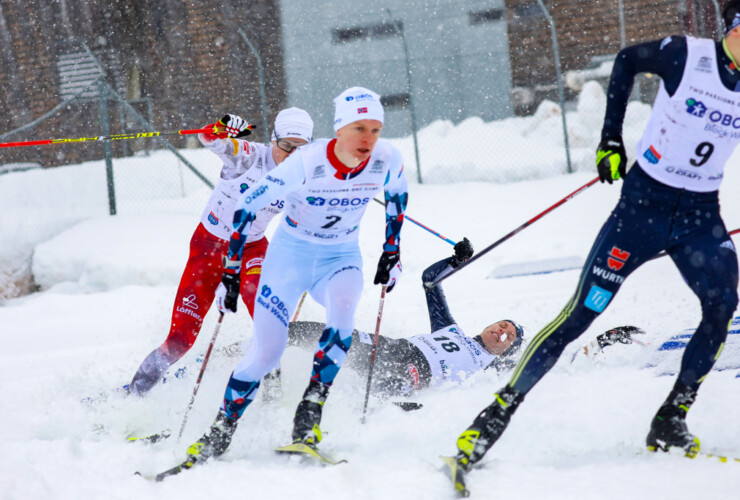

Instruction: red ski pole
[0,127,213,149]
[425,176,600,289]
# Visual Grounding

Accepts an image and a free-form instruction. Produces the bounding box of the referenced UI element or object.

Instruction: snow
[2,86,740,499]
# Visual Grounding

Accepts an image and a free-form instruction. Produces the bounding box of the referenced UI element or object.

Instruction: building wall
[504,0,720,114]
[0,0,287,168]
[279,0,513,138]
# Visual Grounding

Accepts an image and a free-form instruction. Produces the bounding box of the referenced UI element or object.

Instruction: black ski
[135,457,196,482]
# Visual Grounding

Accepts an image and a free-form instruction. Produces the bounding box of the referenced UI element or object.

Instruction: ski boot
[456,385,524,471]
[646,382,700,457]
[186,411,238,463]
[292,380,329,446]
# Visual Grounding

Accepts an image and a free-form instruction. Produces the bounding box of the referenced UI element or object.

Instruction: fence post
[617,0,626,48]
[710,0,723,39]
[98,78,116,215]
[386,9,423,183]
[237,28,270,144]
[536,0,573,174]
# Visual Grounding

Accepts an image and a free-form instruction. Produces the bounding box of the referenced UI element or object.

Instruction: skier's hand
[451,237,474,268]
[596,136,627,184]
[596,326,644,348]
[216,272,241,314]
[217,114,254,138]
[374,251,402,292]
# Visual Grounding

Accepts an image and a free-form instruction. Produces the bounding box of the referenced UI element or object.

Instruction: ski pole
[177,313,225,441]
[425,176,600,289]
[372,198,455,246]
[0,127,213,149]
[292,292,308,322]
[361,286,387,424]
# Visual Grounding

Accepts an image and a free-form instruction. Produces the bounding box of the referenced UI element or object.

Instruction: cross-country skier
[127,108,314,396]
[284,238,525,397]
[179,87,408,468]
[448,2,740,481]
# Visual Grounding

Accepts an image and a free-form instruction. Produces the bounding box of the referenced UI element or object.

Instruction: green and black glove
[596,136,627,184]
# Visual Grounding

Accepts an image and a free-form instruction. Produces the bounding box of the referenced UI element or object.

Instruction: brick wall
[0,0,286,167]
[504,0,721,114]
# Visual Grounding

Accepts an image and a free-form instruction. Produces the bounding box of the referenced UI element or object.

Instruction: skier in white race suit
[182,86,409,466]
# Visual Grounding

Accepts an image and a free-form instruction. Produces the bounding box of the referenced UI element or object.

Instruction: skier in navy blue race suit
[449,3,740,474]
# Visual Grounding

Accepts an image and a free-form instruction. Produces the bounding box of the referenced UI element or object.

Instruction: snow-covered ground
[2,161,740,499]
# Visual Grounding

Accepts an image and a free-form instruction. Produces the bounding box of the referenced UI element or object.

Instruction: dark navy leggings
[509,164,738,393]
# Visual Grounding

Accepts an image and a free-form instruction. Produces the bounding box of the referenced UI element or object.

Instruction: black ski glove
[451,237,474,268]
[219,114,254,138]
[216,272,241,313]
[374,251,401,288]
[596,326,644,348]
[596,135,627,184]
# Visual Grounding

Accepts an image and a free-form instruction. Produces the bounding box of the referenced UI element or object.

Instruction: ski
[644,446,740,463]
[440,456,470,497]
[127,429,172,444]
[275,442,347,465]
[136,457,197,482]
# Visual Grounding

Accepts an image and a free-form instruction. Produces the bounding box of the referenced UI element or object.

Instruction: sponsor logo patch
[584,285,613,313]
[643,145,662,164]
[607,246,631,271]
[407,364,420,389]
[182,294,198,310]
[685,98,707,118]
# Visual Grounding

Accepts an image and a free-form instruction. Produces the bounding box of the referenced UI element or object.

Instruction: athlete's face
[334,119,383,165]
[479,321,518,356]
[271,138,308,164]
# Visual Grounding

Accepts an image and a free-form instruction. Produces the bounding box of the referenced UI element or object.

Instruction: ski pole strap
[424,176,600,289]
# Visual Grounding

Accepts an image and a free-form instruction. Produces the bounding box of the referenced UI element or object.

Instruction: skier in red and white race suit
[128,108,314,396]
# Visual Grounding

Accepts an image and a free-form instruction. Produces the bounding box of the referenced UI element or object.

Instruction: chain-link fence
[280,0,725,184]
[0,0,728,300]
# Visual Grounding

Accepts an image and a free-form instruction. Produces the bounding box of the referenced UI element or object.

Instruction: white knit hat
[271,107,313,142]
[333,87,384,131]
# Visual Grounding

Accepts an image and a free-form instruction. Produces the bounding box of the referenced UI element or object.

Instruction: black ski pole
[361,286,387,423]
[177,313,224,440]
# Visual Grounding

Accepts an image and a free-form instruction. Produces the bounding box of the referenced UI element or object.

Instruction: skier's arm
[199,116,258,178]
[421,259,458,331]
[225,154,306,269]
[421,238,474,331]
[602,36,687,139]
[381,149,408,254]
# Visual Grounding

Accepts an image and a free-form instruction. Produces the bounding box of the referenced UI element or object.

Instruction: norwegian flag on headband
[358,107,368,114]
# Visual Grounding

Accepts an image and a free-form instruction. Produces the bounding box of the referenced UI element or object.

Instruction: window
[380,93,410,110]
[332,22,402,44]
[469,8,504,25]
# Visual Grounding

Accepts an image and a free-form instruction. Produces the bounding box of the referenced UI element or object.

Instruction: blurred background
[0,0,730,299]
